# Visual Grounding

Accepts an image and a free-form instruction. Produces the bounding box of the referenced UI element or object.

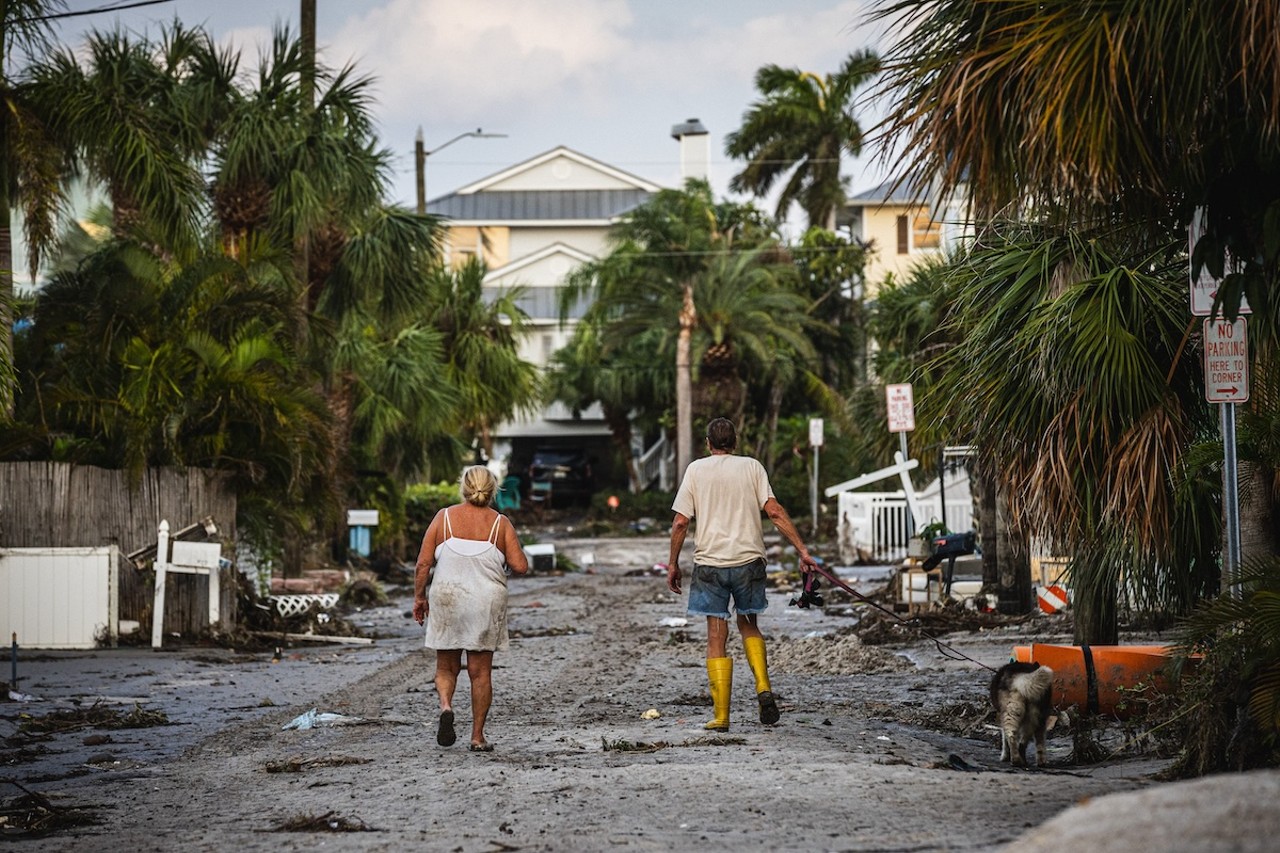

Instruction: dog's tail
[1014,665,1054,700]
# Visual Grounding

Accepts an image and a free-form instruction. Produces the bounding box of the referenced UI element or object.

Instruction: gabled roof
[847,176,927,206]
[453,146,661,195]
[427,188,651,223]
[483,242,596,285]
[427,146,658,223]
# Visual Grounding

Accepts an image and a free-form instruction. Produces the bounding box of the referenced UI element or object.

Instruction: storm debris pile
[602,735,747,753]
[0,787,100,837]
[18,702,169,734]
[264,755,372,773]
[768,631,915,675]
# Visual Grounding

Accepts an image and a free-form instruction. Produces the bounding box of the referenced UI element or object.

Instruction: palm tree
[28,21,234,251]
[874,0,1280,316]
[931,220,1218,640]
[208,27,403,322]
[545,322,671,492]
[564,180,778,479]
[15,236,335,546]
[690,245,817,429]
[0,0,69,414]
[334,318,462,483]
[726,50,881,230]
[425,257,540,457]
[874,0,1280,615]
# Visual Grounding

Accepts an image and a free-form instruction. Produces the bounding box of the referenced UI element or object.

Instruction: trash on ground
[19,702,168,734]
[641,708,661,720]
[7,691,41,702]
[281,708,366,730]
[0,787,100,836]
[265,755,372,772]
[659,617,688,628]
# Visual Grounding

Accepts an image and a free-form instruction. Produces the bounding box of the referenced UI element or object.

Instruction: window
[896,215,909,254]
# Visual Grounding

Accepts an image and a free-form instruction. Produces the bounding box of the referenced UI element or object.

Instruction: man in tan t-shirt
[665,417,819,731]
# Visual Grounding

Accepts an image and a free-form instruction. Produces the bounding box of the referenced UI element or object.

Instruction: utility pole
[300,0,316,111]
[415,128,426,215]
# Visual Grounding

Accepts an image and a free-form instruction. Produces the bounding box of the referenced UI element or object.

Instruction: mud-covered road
[5,536,1172,852]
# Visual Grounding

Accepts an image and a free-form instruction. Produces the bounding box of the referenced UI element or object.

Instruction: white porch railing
[633,433,674,493]
[837,491,974,565]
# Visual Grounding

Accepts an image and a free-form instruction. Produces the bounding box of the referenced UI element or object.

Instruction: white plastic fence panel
[836,493,977,565]
[0,546,119,649]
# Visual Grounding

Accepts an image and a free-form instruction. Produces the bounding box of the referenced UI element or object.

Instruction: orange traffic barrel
[1012,644,1181,718]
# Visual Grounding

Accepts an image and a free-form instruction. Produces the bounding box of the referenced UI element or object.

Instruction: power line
[17,0,174,24]
[578,245,867,259]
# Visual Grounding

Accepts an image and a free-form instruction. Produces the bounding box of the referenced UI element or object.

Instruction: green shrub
[404,480,459,535]
[589,489,675,520]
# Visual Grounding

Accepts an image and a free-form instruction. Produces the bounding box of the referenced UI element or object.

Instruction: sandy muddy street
[4,536,1169,852]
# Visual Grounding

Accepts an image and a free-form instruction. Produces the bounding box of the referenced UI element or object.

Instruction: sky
[49,0,895,223]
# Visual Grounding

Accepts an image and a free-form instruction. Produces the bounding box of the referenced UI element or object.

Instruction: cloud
[329,0,634,124]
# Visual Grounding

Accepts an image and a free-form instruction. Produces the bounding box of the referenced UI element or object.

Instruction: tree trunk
[300,0,316,111]
[603,405,640,493]
[675,281,695,483]
[1,79,14,415]
[1072,558,1119,645]
[996,483,1032,615]
[762,378,784,472]
[0,206,13,418]
[1238,460,1277,564]
[976,470,999,592]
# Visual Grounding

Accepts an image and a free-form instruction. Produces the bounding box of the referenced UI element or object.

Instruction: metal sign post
[1203,317,1248,587]
[885,384,916,534]
[809,418,824,532]
[1194,204,1251,590]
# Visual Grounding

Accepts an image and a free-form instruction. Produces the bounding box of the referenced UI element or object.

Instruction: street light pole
[415,127,507,215]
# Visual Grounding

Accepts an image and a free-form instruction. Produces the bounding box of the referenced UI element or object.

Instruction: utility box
[0,546,121,649]
[523,543,556,572]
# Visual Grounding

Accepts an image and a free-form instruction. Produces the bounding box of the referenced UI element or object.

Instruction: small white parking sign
[1203,318,1249,403]
[886,383,915,432]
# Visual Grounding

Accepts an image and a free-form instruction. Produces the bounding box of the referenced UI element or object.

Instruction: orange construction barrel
[1012,644,1180,718]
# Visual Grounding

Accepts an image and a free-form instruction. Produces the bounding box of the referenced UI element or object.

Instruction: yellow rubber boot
[744,636,780,725]
[704,657,732,731]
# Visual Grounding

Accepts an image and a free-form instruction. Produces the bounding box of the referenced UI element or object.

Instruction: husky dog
[989,661,1054,768]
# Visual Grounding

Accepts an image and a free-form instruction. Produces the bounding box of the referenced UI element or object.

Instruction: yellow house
[843,178,960,297]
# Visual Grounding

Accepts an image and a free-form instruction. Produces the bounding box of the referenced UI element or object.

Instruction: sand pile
[769,631,916,675]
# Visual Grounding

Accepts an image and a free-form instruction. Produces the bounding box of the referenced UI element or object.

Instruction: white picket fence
[836,491,974,565]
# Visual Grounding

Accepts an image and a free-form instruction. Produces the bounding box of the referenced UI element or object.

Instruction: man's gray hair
[706,417,737,451]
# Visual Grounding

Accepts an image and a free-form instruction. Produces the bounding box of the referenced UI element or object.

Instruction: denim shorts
[687,558,769,620]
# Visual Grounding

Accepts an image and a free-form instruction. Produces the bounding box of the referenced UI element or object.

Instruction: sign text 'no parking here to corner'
[1203,317,1249,404]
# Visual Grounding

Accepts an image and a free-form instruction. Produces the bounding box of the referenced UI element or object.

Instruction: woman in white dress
[413,466,529,751]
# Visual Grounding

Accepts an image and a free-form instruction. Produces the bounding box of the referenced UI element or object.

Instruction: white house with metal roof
[425,144,668,482]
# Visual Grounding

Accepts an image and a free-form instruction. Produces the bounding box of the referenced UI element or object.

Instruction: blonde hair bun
[460,465,497,506]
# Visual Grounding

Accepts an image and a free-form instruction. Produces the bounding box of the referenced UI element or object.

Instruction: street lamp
[415,127,508,214]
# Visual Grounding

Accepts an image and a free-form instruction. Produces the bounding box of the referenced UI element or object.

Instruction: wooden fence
[0,462,239,638]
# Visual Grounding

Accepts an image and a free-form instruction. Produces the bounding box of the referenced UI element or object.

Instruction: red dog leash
[801,562,999,673]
